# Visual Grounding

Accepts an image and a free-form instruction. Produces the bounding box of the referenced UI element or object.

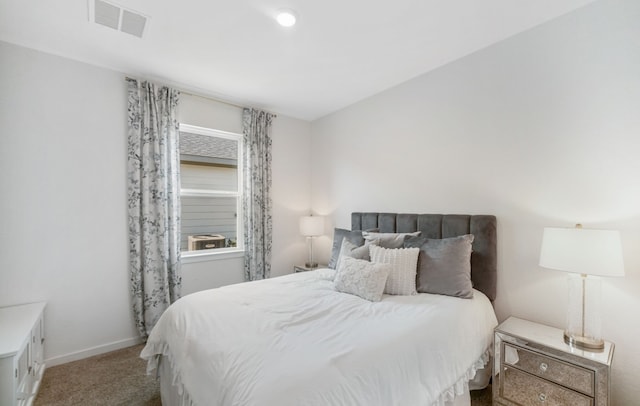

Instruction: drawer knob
[539,362,548,373]
[539,393,547,402]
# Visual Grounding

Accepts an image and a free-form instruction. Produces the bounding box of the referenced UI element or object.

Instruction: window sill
[181,248,244,264]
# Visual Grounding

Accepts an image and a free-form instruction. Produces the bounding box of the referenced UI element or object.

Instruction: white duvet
[141,268,497,406]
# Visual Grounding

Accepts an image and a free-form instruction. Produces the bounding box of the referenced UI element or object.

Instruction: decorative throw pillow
[369,245,420,295]
[336,238,373,270]
[334,257,391,302]
[363,231,422,249]
[404,234,474,299]
[328,228,378,269]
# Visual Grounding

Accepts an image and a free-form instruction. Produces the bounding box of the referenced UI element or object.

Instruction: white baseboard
[45,336,145,367]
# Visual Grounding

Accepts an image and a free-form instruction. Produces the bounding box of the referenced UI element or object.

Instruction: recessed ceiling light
[276,10,297,27]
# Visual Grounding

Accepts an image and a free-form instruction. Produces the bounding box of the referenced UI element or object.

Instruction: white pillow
[334,257,391,302]
[363,231,421,248]
[369,245,420,295]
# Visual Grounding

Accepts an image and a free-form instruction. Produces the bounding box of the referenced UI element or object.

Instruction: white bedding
[141,268,498,406]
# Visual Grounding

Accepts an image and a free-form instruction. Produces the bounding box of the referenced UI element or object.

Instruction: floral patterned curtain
[242,108,274,281]
[126,78,181,337]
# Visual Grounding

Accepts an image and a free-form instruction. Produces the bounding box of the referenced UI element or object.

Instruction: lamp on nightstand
[539,224,624,350]
[300,215,324,268]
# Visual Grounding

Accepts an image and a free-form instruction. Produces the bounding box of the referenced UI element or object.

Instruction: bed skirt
[155,352,492,406]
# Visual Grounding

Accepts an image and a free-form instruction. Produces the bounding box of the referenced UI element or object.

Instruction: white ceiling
[0,0,596,120]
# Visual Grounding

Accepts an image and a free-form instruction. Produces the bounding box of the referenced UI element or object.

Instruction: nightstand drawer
[504,343,594,396]
[502,366,593,406]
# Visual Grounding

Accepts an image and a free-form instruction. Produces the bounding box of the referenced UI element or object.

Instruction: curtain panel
[242,108,275,281]
[126,78,181,337]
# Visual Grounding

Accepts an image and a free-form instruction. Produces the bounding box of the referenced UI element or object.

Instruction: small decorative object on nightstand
[294,264,327,273]
[494,316,613,406]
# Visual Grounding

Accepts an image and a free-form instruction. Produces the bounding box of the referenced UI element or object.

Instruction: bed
[141,213,498,406]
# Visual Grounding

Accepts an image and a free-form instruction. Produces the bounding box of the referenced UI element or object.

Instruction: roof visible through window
[180,131,238,166]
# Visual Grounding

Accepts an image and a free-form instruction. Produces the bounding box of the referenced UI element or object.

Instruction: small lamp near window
[539,224,624,350]
[299,215,324,268]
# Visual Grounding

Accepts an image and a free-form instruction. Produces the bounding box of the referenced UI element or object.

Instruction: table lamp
[299,215,324,268]
[539,224,624,350]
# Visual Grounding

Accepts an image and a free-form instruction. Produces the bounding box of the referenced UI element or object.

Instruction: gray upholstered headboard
[351,213,497,301]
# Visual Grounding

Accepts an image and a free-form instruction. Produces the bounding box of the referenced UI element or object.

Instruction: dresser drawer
[503,343,594,396]
[501,366,593,406]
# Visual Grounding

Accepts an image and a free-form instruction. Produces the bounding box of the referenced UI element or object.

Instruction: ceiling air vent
[89,0,148,38]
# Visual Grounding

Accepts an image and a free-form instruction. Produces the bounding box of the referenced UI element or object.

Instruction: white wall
[0,41,311,363]
[0,41,136,362]
[271,115,314,276]
[310,0,640,403]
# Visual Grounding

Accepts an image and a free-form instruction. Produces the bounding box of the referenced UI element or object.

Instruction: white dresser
[0,302,46,406]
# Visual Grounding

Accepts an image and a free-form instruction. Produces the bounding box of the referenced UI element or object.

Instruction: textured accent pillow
[363,231,422,249]
[369,245,420,295]
[334,257,391,302]
[404,234,475,299]
[336,238,373,270]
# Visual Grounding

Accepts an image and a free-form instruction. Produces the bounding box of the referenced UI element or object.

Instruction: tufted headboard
[351,213,497,301]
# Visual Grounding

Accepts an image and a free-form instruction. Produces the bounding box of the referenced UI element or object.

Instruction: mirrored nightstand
[494,316,614,406]
[293,264,327,273]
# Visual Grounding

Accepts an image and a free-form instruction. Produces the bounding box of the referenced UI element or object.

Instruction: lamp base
[563,331,604,351]
[305,262,318,269]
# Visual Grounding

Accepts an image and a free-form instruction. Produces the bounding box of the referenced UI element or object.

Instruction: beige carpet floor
[35,344,492,405]
[35,344,160,406]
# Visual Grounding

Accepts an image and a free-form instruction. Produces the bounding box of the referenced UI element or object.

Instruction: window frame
[179,123,244,262]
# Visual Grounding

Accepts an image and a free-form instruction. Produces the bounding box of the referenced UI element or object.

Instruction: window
[179,124,243,256]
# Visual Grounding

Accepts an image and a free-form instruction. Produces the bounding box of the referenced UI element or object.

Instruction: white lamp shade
[539,227,624,277]
[299,216,324,237]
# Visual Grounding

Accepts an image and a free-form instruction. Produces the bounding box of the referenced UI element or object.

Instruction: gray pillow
[363,231,421,248]
[334,257,391,302]
[336,239,372,270]
[404,234,475,299]
[328,228,378,269]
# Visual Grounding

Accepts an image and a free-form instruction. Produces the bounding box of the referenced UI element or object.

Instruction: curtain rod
[124,76,250,112]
